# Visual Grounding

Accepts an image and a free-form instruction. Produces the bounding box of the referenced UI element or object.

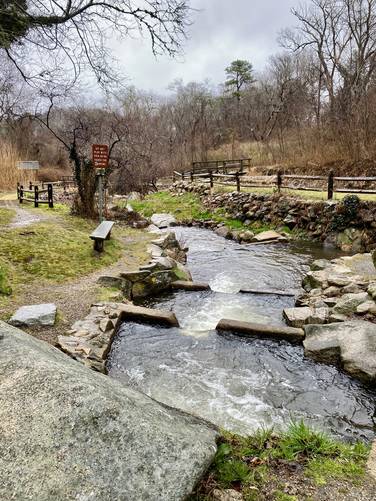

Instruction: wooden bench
[90,221,114,252]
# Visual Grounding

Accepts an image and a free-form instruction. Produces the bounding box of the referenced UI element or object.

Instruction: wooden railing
[191,158,251,175]
[173,168,376,199]
[17,183,54,208]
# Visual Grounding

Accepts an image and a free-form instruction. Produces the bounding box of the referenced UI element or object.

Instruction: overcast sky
[111,0,298,93]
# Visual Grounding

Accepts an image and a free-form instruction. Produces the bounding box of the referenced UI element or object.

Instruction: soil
[196,464,376,500]
[0,202,151,345]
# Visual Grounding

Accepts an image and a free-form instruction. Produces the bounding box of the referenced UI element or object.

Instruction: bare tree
[1,1,190,87]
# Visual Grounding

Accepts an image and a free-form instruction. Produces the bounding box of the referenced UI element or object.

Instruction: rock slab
[0,322,218,501]
[150,213,177,228]
[9,303,57,327]
[304,321,376,383]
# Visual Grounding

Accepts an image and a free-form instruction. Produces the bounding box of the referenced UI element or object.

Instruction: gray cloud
[112,0,298,93]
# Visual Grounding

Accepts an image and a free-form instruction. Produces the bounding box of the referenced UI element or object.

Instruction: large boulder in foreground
[0,322,218,501]
[304,321,376,384]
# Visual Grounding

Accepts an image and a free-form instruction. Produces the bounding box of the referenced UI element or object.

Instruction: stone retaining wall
[58,230,191,372]
[171,181,376,252]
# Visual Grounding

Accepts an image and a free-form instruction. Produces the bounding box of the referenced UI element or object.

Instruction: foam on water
[108,227,376,440]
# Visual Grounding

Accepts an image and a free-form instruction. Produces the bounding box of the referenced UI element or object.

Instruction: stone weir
[171,181,376,253]
[58,230,192,372]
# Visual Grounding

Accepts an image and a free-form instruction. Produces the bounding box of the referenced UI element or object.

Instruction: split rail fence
[172,160,376,200]
[17,183,54,208]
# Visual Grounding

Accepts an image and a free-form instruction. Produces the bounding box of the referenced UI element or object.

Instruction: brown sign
[92,144,109,168]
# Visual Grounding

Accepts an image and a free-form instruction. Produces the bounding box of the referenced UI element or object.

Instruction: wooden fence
[173,165,376,200]
[17,183,54,208]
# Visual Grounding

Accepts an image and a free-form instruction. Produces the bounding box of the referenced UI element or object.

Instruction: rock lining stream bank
[170,181,376,253]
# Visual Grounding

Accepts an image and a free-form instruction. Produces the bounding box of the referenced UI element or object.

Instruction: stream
[108,227,376,441]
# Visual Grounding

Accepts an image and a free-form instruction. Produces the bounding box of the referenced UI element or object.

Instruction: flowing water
[108,227,376,441]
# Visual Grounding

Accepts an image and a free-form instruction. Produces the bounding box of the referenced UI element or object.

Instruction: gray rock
[328,313,347,323]
[311,259,331,271]
[356,301,376,315]
[323,286,342,297]
[9,303,57,327]
[147,243,164,258]
[342,283,363,294]
[368,441,376,482]
[309,307,330,324]
[0,322,217,500]
[368,283,376,300]
[252,230,285,243]
[238,230,255,243]
[150,213,177,228]
[147,224,162,234]
[333,292,370,315]
[283,307,313,328]
[151,232,180,250]
[120,270,151,282]
[212,489,244,501]
[140,257,176,272]
[215,226,231,239]
[304,321,376,383]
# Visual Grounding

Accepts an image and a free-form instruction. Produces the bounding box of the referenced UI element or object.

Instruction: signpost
[17,161,40,170]
[92,144,109,223]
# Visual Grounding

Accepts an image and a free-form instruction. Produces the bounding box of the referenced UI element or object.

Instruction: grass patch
[191,421,370,500]
[129,191,208,221]
[0,260,11,295]
[0,207,15,226]
[0,221,122,283]
[128,192,292,236]
[0,211,149,304]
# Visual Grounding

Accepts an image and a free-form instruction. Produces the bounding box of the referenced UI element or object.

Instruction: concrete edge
[171,281,211,291]
[117,304,180,328]
[216,319,305,343]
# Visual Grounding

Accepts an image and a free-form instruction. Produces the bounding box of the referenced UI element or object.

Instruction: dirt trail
[0,200,59,228]
[0,232,151,345]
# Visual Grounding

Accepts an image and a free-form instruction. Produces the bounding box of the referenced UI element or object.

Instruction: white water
[108,227,376,441]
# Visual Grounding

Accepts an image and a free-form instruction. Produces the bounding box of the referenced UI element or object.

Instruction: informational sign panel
[17,161,39,170]
[92,144,109,169]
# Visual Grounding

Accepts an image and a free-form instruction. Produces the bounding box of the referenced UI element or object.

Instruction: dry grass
[0,140,38,191]
[207,129,376,176]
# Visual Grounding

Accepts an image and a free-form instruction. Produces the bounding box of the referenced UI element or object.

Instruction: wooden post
[182,172,185,181]
[172,172,175,182]
[240,159,244,173]
[34,185,39,208]
[223,161,227,174]
[209,171,213,188]
[277,170,283,193]
[236,172,241,192]
[29,181,33,190]
[17,182,20,201]
[48,184,54,208]
[328,170,334,200]
[19,185,23,204]
[190,171,194,183]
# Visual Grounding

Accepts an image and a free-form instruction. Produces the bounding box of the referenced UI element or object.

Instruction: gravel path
[0,201,58,228]
[1,233,151,345]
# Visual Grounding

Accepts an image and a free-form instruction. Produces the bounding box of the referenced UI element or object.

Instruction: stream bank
[107,226,376,442]
[169,181,376,253]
